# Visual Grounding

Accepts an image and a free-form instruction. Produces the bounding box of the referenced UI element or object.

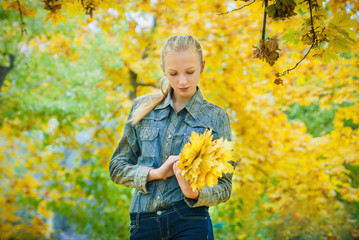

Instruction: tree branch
[216,0,256,15]
[137,82,157,88]
[262,0,269,41]
[16,0,27,36]
[0,53,15,93]
[279,0,316,77]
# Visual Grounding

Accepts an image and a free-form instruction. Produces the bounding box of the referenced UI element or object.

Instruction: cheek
[167,77,177,85]
[191,74,200,82]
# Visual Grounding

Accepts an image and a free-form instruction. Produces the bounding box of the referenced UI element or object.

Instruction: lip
[179,87,189,91]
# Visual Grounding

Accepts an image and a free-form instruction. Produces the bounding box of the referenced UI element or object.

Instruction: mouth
[179,87,189,91]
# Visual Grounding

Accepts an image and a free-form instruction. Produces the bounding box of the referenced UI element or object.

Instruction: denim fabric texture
[109,85,235,213]
[129,199,214,240]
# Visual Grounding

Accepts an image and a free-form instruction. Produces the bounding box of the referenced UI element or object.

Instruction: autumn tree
[1,0,358,239]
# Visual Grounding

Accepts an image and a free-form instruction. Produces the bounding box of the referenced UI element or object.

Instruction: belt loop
[172,202,180,215]
[136,212,140,225]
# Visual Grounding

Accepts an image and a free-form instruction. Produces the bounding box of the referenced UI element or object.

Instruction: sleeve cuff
[184,187,210,208]
[135,166,154,194]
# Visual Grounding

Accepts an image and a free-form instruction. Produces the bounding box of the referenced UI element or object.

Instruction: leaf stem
[262,0,269,41]
[216,0,256,15]
[16,0,27,36]
[279,0,316,77]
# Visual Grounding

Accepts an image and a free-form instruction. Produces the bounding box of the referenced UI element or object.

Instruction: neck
[172,94,189,111]
[171,89,196,111]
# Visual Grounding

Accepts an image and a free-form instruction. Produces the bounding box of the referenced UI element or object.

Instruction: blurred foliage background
[1,0,358,239]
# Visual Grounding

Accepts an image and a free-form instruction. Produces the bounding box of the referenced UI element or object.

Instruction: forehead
[164,50,200,69]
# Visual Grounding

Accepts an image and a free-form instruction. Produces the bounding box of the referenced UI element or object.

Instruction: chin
[179,89,194,95]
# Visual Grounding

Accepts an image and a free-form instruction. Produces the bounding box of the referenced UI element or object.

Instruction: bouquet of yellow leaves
[178,128,234,192]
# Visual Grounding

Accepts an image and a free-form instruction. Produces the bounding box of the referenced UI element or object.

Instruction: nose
[179,74,187,85]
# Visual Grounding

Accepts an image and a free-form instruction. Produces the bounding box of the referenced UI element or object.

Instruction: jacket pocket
[184,118,218,143]
[140,127,160,158]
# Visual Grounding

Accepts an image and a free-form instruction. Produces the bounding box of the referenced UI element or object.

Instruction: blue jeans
[129,199,214,240]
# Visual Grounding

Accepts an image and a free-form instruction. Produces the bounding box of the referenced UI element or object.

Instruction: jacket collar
[154,85,204,120]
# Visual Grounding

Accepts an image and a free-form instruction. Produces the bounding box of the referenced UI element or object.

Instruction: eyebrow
[168,67,196,71]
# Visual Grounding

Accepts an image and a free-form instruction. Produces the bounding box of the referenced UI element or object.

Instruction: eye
[187,72,194,74]
[169,73,177,76]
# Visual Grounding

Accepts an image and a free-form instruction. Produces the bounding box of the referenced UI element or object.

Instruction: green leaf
[282,28,299,45]
[321,49,338,64]
[266,4,277,18]
[335,27,355,42]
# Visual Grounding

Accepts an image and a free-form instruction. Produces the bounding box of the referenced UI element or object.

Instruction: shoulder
[194,99,231,137]
[134,92,160,104]
[133,92,162,108]
[200,99,230,121]
[199,100,232,141]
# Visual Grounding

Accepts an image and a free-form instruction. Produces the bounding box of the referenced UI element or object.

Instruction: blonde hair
[127,35,203,126]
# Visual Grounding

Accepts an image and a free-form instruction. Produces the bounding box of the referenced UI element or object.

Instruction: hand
[150,155,179,181]
[173,160,199,199]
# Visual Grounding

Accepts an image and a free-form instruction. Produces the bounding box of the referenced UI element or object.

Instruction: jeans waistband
[129,199,208,221]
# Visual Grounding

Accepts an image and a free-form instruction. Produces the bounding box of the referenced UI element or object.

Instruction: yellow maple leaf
[44,11,67,25]
[178,128,234,192]
[62,0,83,17]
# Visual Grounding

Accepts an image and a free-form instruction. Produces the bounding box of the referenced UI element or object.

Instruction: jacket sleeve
[109,99,154,194]
[184,109,236,207]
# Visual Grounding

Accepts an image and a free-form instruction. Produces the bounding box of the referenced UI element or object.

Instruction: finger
[166,157,177,164]
[170,158,179,165]
[173,162,179,172]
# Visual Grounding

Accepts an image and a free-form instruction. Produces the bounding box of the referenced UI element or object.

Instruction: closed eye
[169,72,194,76]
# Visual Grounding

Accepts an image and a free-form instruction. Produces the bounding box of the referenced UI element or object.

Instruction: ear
[161,64,165,75]
[200,60,205,73]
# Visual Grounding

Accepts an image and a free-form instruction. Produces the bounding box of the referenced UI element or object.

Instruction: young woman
[109,35,235,240]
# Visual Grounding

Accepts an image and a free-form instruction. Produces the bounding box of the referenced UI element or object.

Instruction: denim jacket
[109,86,235,213]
